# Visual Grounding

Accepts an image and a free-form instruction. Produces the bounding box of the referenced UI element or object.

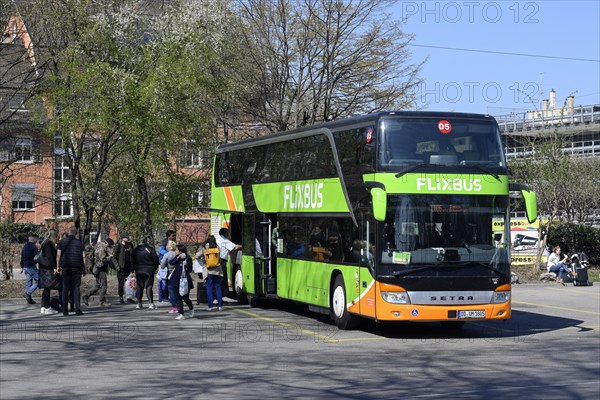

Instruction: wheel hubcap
[332,285,345,319]
[235,269,243,294]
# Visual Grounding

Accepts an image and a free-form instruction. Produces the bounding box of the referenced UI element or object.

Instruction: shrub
[546,222,600,266]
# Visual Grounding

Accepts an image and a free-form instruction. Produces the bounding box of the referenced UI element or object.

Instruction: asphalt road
[1,284,599,400]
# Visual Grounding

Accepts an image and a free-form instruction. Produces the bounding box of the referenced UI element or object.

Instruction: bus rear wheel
[330,275,359,330]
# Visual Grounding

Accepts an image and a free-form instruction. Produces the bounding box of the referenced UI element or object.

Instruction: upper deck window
[379,117,506,168]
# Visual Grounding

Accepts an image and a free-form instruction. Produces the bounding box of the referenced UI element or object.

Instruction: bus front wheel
[234,267,248,305]
[330,275,359,330]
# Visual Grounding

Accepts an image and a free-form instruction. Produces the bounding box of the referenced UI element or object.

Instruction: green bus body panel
[241,255,256,294]
[363,173,509,195]
[211,185,245,212]
[241,255,372,308]
[252,178,350,213]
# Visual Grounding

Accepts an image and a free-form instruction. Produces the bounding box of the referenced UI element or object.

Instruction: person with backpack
[203,235,225,311]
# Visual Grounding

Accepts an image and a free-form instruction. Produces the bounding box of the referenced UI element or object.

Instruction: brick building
[0,14,213,244]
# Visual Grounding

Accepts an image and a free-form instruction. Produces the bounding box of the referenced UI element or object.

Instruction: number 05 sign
[438,120,452,134]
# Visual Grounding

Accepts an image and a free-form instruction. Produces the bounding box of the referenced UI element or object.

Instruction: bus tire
[440,321,466,329]
[330,274,359,330]
[234,267,248,304]
[247,295,259,308]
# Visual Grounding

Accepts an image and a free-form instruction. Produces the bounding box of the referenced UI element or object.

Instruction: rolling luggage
[197,281,207,304]
[573,266,592,286]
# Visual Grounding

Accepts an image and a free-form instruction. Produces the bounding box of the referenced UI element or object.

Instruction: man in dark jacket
[83,238,115,307]
[56,226,85,316]
[113,233,134,303]
[133,236,159,309]
[20,235,39,304]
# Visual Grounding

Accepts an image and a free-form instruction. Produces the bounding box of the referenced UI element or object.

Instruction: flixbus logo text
[284,183,324,209]
[416,177,482,192]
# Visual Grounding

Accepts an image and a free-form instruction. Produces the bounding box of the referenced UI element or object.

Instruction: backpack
[203,248,221,268]
[202,235,220,269]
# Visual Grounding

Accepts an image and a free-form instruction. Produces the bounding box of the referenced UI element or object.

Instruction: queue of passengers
[19,227,236,320]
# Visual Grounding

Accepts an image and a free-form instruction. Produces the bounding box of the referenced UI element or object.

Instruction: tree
[29,0,247,241]
[235,0,423,133]
[508,96,600,268]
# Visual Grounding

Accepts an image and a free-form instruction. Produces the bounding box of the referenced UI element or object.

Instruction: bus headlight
[492,291,511,304]
[381,292,411,304]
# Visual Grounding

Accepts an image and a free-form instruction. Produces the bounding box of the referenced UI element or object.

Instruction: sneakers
[82,296,89,306]
[75,310,84,315]
[175,314,186,320]
[188,309,194,318]
[218,307,223,311]
[135,303,142,309]
[167,308,178,314]
[40,307,47,314]
[44,308,58,315]
[120,297,125,304]
[206,307,214,311]
[148,303,157,310]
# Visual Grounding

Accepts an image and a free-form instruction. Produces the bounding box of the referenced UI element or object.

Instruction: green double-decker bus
[210,111,537,329]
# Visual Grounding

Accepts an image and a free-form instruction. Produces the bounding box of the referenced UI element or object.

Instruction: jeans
[62,269,82,313]
[24,266,39,296]
[157,278,168,302]
[206,275,223,308]
[549,262,570,280]
[168,285,177,307]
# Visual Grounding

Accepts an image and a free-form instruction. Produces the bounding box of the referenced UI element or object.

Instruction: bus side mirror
[510,183,537,224]
[371,188,387,222]
[521,189,537,224]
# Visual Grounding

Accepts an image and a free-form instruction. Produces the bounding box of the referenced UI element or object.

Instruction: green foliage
[546,222,600,266]
[0,222,46,243]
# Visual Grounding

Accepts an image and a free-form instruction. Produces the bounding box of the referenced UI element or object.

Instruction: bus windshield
[379,117,506,168]
[379,194,509,276]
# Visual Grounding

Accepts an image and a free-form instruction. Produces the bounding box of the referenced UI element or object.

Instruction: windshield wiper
[461,261,509,276]
[395,163,432,179]
[392,262,509,277]
[465,164,501,181]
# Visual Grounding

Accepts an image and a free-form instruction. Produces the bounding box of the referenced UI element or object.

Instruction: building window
[191,190,210,209]
[53,155,73,217]
[180,143,208,168]
[14,138,33,162]
[11,184,35,210]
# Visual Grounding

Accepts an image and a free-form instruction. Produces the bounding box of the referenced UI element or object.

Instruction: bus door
[359,210,377,318]
[257,213,277,295]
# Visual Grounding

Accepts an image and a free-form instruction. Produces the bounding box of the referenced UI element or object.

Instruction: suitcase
[197,281,207,304]
[573,267,593,286]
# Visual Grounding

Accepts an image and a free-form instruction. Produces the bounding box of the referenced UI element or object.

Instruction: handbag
[39,268,61,289]
[34,241,51,267]
[179,265,189,296]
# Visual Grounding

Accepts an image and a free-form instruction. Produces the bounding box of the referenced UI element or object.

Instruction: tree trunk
[135,175,154,243]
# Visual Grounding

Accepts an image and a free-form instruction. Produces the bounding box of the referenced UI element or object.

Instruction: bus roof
[216,111,497,153]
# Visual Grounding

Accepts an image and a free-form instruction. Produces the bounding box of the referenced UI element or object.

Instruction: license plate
[458,310,486,319]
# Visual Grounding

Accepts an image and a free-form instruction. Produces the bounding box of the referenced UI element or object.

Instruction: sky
[390,0,600,117]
